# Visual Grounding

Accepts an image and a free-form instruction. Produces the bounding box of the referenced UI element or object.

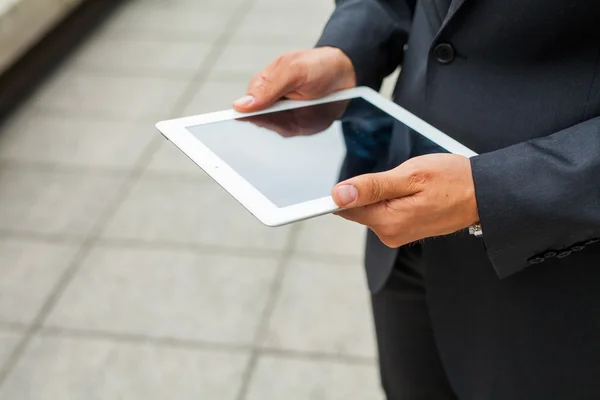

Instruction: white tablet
[155,86,477,227]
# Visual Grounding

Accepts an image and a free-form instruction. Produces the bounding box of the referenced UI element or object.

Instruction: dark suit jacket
[317,1,600,398]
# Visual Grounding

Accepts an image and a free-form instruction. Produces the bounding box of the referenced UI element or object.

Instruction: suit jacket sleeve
[315,0,416,89]
[471,117,600,278]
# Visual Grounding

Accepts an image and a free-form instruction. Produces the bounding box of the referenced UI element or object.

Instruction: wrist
[464,160,481,227]
[326,47,357,89]
[468,191,481,226]
[466,159,481,234]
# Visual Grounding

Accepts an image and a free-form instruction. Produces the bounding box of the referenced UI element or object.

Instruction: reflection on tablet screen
[186,98,448,208]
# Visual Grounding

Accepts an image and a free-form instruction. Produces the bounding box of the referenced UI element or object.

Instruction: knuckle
[379,235,401,249]
[373,223,403,248]
[407,169,433,189]
[288,59,308,76]
[363,176,382,203]
[278,52,302,71]
[249,73,271,93]
[287,63,309,87]
[250,76,278,100]
[376,225,396,239]
[382,199,401,216]
[274,52,291,66]
[256,73,273,87]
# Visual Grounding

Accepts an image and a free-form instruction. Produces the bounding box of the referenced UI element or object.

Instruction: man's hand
[332,154,480,247]
[232,47,356,112]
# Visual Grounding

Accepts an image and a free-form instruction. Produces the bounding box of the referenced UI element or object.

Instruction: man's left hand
[332,153,480,247]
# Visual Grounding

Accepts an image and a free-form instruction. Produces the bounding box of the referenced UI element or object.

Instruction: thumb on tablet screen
[233,56,303,112]
[232,48,357,113]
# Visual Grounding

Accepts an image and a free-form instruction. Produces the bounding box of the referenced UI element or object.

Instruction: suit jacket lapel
[442,0,468,27]
[432,0,468,40]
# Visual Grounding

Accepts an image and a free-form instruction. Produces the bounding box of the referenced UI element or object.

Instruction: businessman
[233,1,600,399]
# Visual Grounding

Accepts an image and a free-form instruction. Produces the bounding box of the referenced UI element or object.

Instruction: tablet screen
[186,97,448,208]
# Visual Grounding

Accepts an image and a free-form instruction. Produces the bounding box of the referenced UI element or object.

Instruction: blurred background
[0,0,397,398]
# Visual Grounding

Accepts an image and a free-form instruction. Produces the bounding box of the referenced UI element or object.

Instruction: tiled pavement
[0,0,398,398]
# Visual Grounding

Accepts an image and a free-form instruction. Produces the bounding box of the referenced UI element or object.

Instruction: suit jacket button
[557,251,572,258]
[571,245,586,252]
[528,257,545,265]
[585,238,599,245]
[434,43,455,64]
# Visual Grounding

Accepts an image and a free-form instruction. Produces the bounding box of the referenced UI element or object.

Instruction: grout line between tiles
[0,1,370,392]
[120,0,262,179]
[0,0,261,388]
[130,172,219,183]
[234,223,300,400]
[35,325,376,366]
[0,160,224,181]
[39,326,253,353]
[0,322,29,333]
[0,230,84,245]
[0,231,284,259]
[0,161,136,176]
[47,66,209,82]
[28,107,173,124]
[260,347,376,366]
[29,67,194,82]
[0,143,165,384]
[39,65,210,81]
[0,131,160,385]
[291,250,365,265]
[0,243,94,386]
[162,7,256,119]
[30,107,164,123]
[78,33,223,46]
[0,229,362,265]
[95,237,285,259]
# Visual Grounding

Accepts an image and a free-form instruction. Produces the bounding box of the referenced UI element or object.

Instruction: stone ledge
[0,0,82,74]
[0,0,123,121]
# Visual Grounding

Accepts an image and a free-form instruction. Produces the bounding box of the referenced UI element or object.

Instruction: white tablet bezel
[155,86,478,227]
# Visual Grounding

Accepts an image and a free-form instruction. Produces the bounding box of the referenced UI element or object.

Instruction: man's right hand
[232,47,357,112]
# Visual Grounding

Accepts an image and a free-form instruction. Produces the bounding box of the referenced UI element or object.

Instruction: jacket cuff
[470,119,600,279]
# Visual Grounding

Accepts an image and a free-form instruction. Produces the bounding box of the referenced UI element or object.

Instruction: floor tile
[69,36,213,79]
[246,355,383,400]
[295,214,366,258]
[0,170,124,237]
[262,258,376,358]
[101,177,292,251]
[98,3,231,41]
[0,0,386,396]
[209,43,306,81]
[253,0,335,14]
[127,0,247,9]
[235,9,329,41]
[228,32,317,51]
[145,139,212,177]
[0,115,155,170]
[0,239,78,324]
[46,247,278,344]
[31,70,188,120]
[0,336,248,400]
[0,330,24,368]
[180,78,249,116]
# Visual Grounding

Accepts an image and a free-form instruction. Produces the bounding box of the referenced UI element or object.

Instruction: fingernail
[233,95,255,107]
[335,184,358,206]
